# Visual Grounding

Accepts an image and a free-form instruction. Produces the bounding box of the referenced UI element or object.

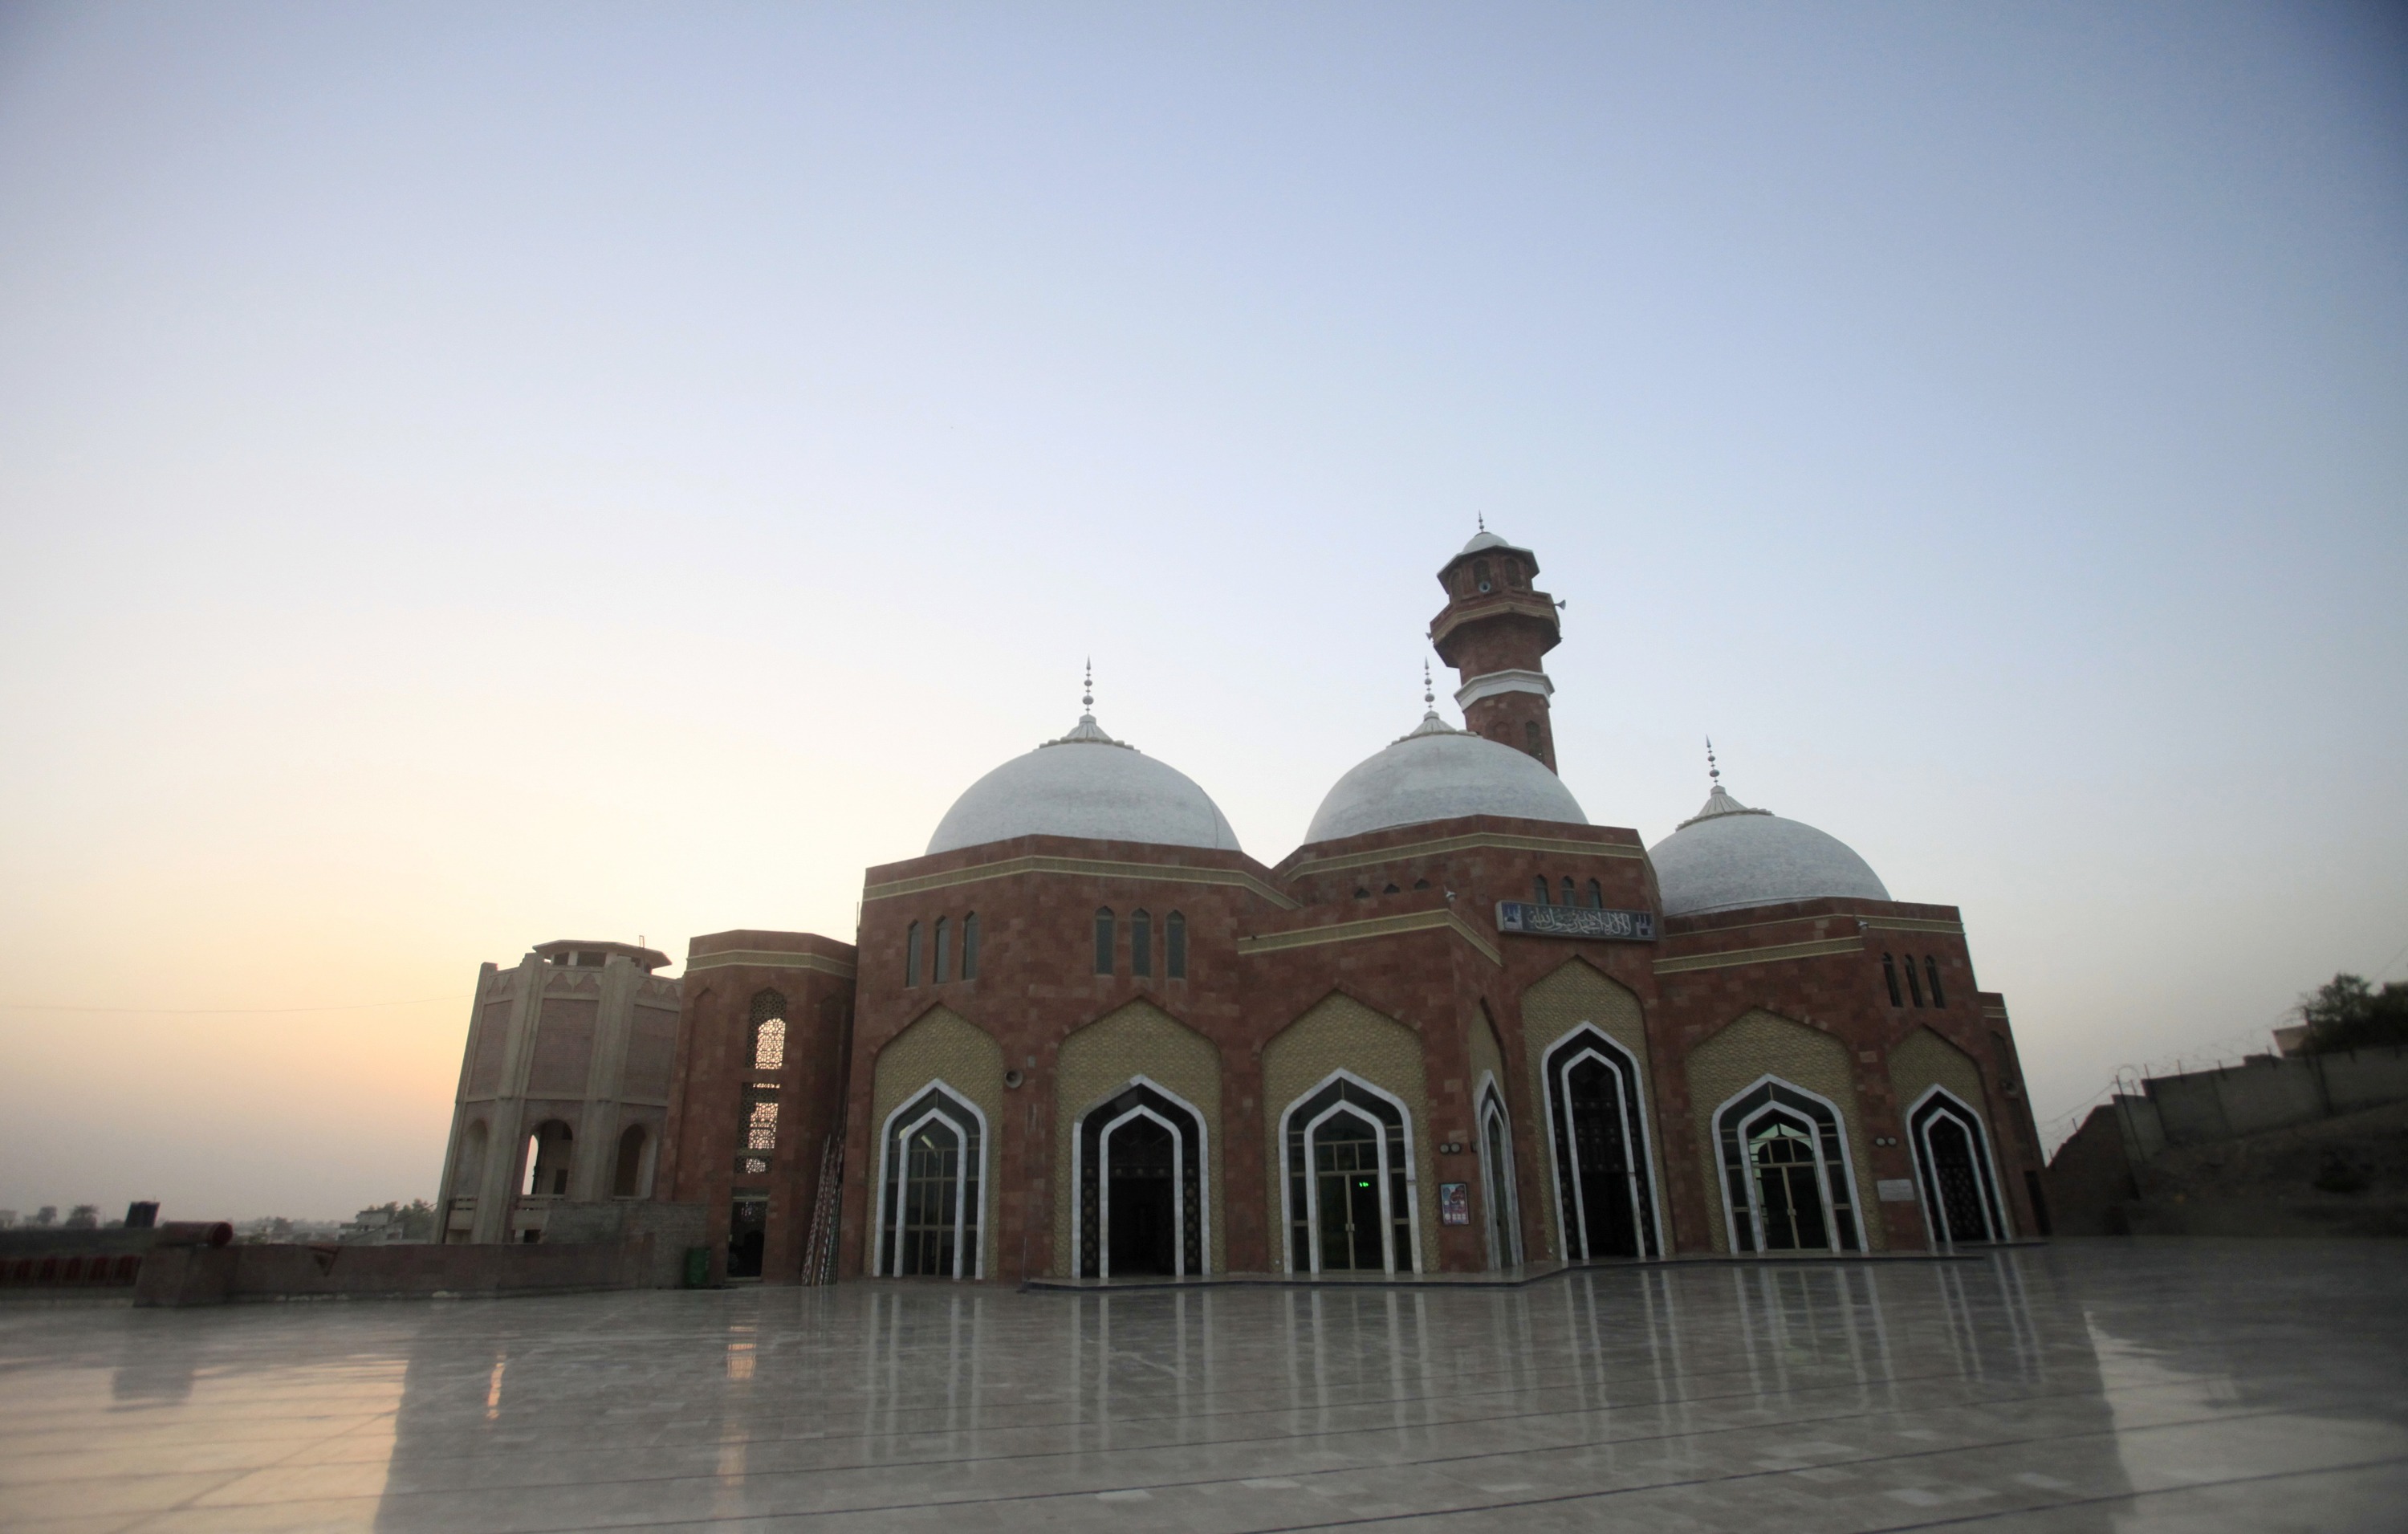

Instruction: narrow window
[934,918,952,983]
[1561,876,1576,905]
[1881,952,1902,1007]
[1533,877,1551,905]
[905,922,921,987]
[1507,558,1524,588]
[1473,558,1492,590]
[1925,956,1946,1008]
[1093,908,1114,975]
[1166,911,1186,979]
[1525,720,1544,758]
[1586,878,1603,909]
[1131,909,1153,977]
[1906,954,1926,1007]
[962,913,979,980]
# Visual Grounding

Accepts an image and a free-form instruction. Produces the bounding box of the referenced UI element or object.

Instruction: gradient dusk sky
[2,3,2402,1219]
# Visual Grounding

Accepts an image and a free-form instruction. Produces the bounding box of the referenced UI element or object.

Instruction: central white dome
[1304,712,1588,844]
[926,711,1241,857]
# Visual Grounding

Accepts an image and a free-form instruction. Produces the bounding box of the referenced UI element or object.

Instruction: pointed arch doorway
[1074,1080,1208,1279]
[1542,1027,1662,1259]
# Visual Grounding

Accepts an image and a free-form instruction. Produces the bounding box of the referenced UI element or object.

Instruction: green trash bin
[682,1247,710,1289]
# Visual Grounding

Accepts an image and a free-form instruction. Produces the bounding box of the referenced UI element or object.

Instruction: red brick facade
[652,536,2048,1283]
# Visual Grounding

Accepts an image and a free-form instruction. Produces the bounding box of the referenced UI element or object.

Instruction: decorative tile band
[863,854,1300,909]
[1652,936,1865,975]
[1237,909,1503,967]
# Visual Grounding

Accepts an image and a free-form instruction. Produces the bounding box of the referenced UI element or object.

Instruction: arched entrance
[1908,1088,2008,1244]
[1074,1080,1208,1279]
[1543,1027,1662,1259]
[1280,1072,1418,1276]
[1713,1077,1863,1254]
[873,1083,986,1278]
[1477,1080,1521,1269]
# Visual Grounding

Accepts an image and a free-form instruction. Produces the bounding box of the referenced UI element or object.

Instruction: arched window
[1881,953,1902,1007]
[934,918,952,983]
[522,1121,573,1200]
[1561,876,1576,905]
[1907,1088,2007,1244]
[1906,955,1926,1007]
[905,922,922,987]
[1165,911,1186,979]
[1506,558,1524,588]
[1093,908,1115,975]
[1586,878,1603,909]
[1533,877,1552,905]
[1527,721,1546,758]
[1382,882,1400,894]
[612,1125,649,1198]
[1473,557,1493,591]
[962,913,979,980]
[1280,1074,1418,1276]
[1925,955,1946,1008]
[1131,909,1153,977]
[1543,1027,1663,1259]
[875,1083,986,1278]
[748,990,787,1071]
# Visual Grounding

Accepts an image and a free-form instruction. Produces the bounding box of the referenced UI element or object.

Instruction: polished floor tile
[1,1241,2402,1532]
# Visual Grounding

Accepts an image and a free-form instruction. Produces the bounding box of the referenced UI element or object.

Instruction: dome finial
[1422,659,1434,710]
[1706,735,1720,786]
[1477,511,1486,533]
[1082,657,1093,712]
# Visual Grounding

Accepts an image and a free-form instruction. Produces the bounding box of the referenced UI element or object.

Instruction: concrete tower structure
[1430,527,1562,771]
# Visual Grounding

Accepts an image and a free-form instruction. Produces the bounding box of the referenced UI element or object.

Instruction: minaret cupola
[1429,521,1563,771]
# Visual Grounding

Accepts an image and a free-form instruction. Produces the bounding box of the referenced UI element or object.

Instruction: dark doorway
[1749,1117,1831,1251]
[1909,1091,2005,1246]
[726,1194,768,1279]
[1105,1116,1176,1276]
[1544,1030,1661,1260]
[1566,1057,1639,1259]
[1314,1115,1387,1272]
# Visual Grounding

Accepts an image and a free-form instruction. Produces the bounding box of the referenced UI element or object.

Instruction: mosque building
[433,529,2048,1282]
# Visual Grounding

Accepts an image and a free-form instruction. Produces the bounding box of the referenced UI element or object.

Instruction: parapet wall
[2125,1046,2408,1153]
[134,1205,708,1307]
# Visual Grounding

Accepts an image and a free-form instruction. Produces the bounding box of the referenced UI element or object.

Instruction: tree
[399,1199,437,1242]
[63,1205,99,1229]
[2297,973,2408,1055]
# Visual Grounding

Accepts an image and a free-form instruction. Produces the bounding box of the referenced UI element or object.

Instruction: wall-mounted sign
[1438,1182,1471,1226]
[1876,1178,1919,1203]
[1495,902,1657,941]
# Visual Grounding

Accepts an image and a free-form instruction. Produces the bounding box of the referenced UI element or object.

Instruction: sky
[1,2,2402,1220]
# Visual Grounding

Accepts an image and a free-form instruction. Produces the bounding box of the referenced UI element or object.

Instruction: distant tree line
[2296,973,2408,1055]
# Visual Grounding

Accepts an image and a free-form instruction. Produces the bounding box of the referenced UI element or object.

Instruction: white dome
[1649,783,1889,917]
[1304,712,1588,844]
[926,712,1241,857]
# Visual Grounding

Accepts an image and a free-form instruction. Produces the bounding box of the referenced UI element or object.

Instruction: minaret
[1429,521,1562,771]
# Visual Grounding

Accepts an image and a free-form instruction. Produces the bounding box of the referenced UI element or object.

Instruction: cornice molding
[1653,935,1864,976]
[1286,830,1643,880]
[684,950,858,979]
[864,854,1300,910]
[1237,908,1503,967]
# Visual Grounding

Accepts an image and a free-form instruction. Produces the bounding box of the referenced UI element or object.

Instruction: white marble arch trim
[1902,1082,2014,1245]
[869,1078,990,1279]
[1537,1022,1668,1261]
[1273,1067,1422,1277]
[1710,1072,1864,1256]
[1067,1073,1214,1278]
[1473,1069,1520,1269]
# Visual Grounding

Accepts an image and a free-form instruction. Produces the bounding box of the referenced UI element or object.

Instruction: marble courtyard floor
[2,1242,2405,1532]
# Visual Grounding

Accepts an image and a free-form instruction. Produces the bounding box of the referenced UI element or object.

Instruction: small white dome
[1460,529,1511,554]
[926,712,1241,857]
[1304,712,1588,844]
[1649,783,1889,917]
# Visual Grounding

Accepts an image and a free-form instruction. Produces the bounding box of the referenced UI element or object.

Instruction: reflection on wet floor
[0,1242,2402,1532]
